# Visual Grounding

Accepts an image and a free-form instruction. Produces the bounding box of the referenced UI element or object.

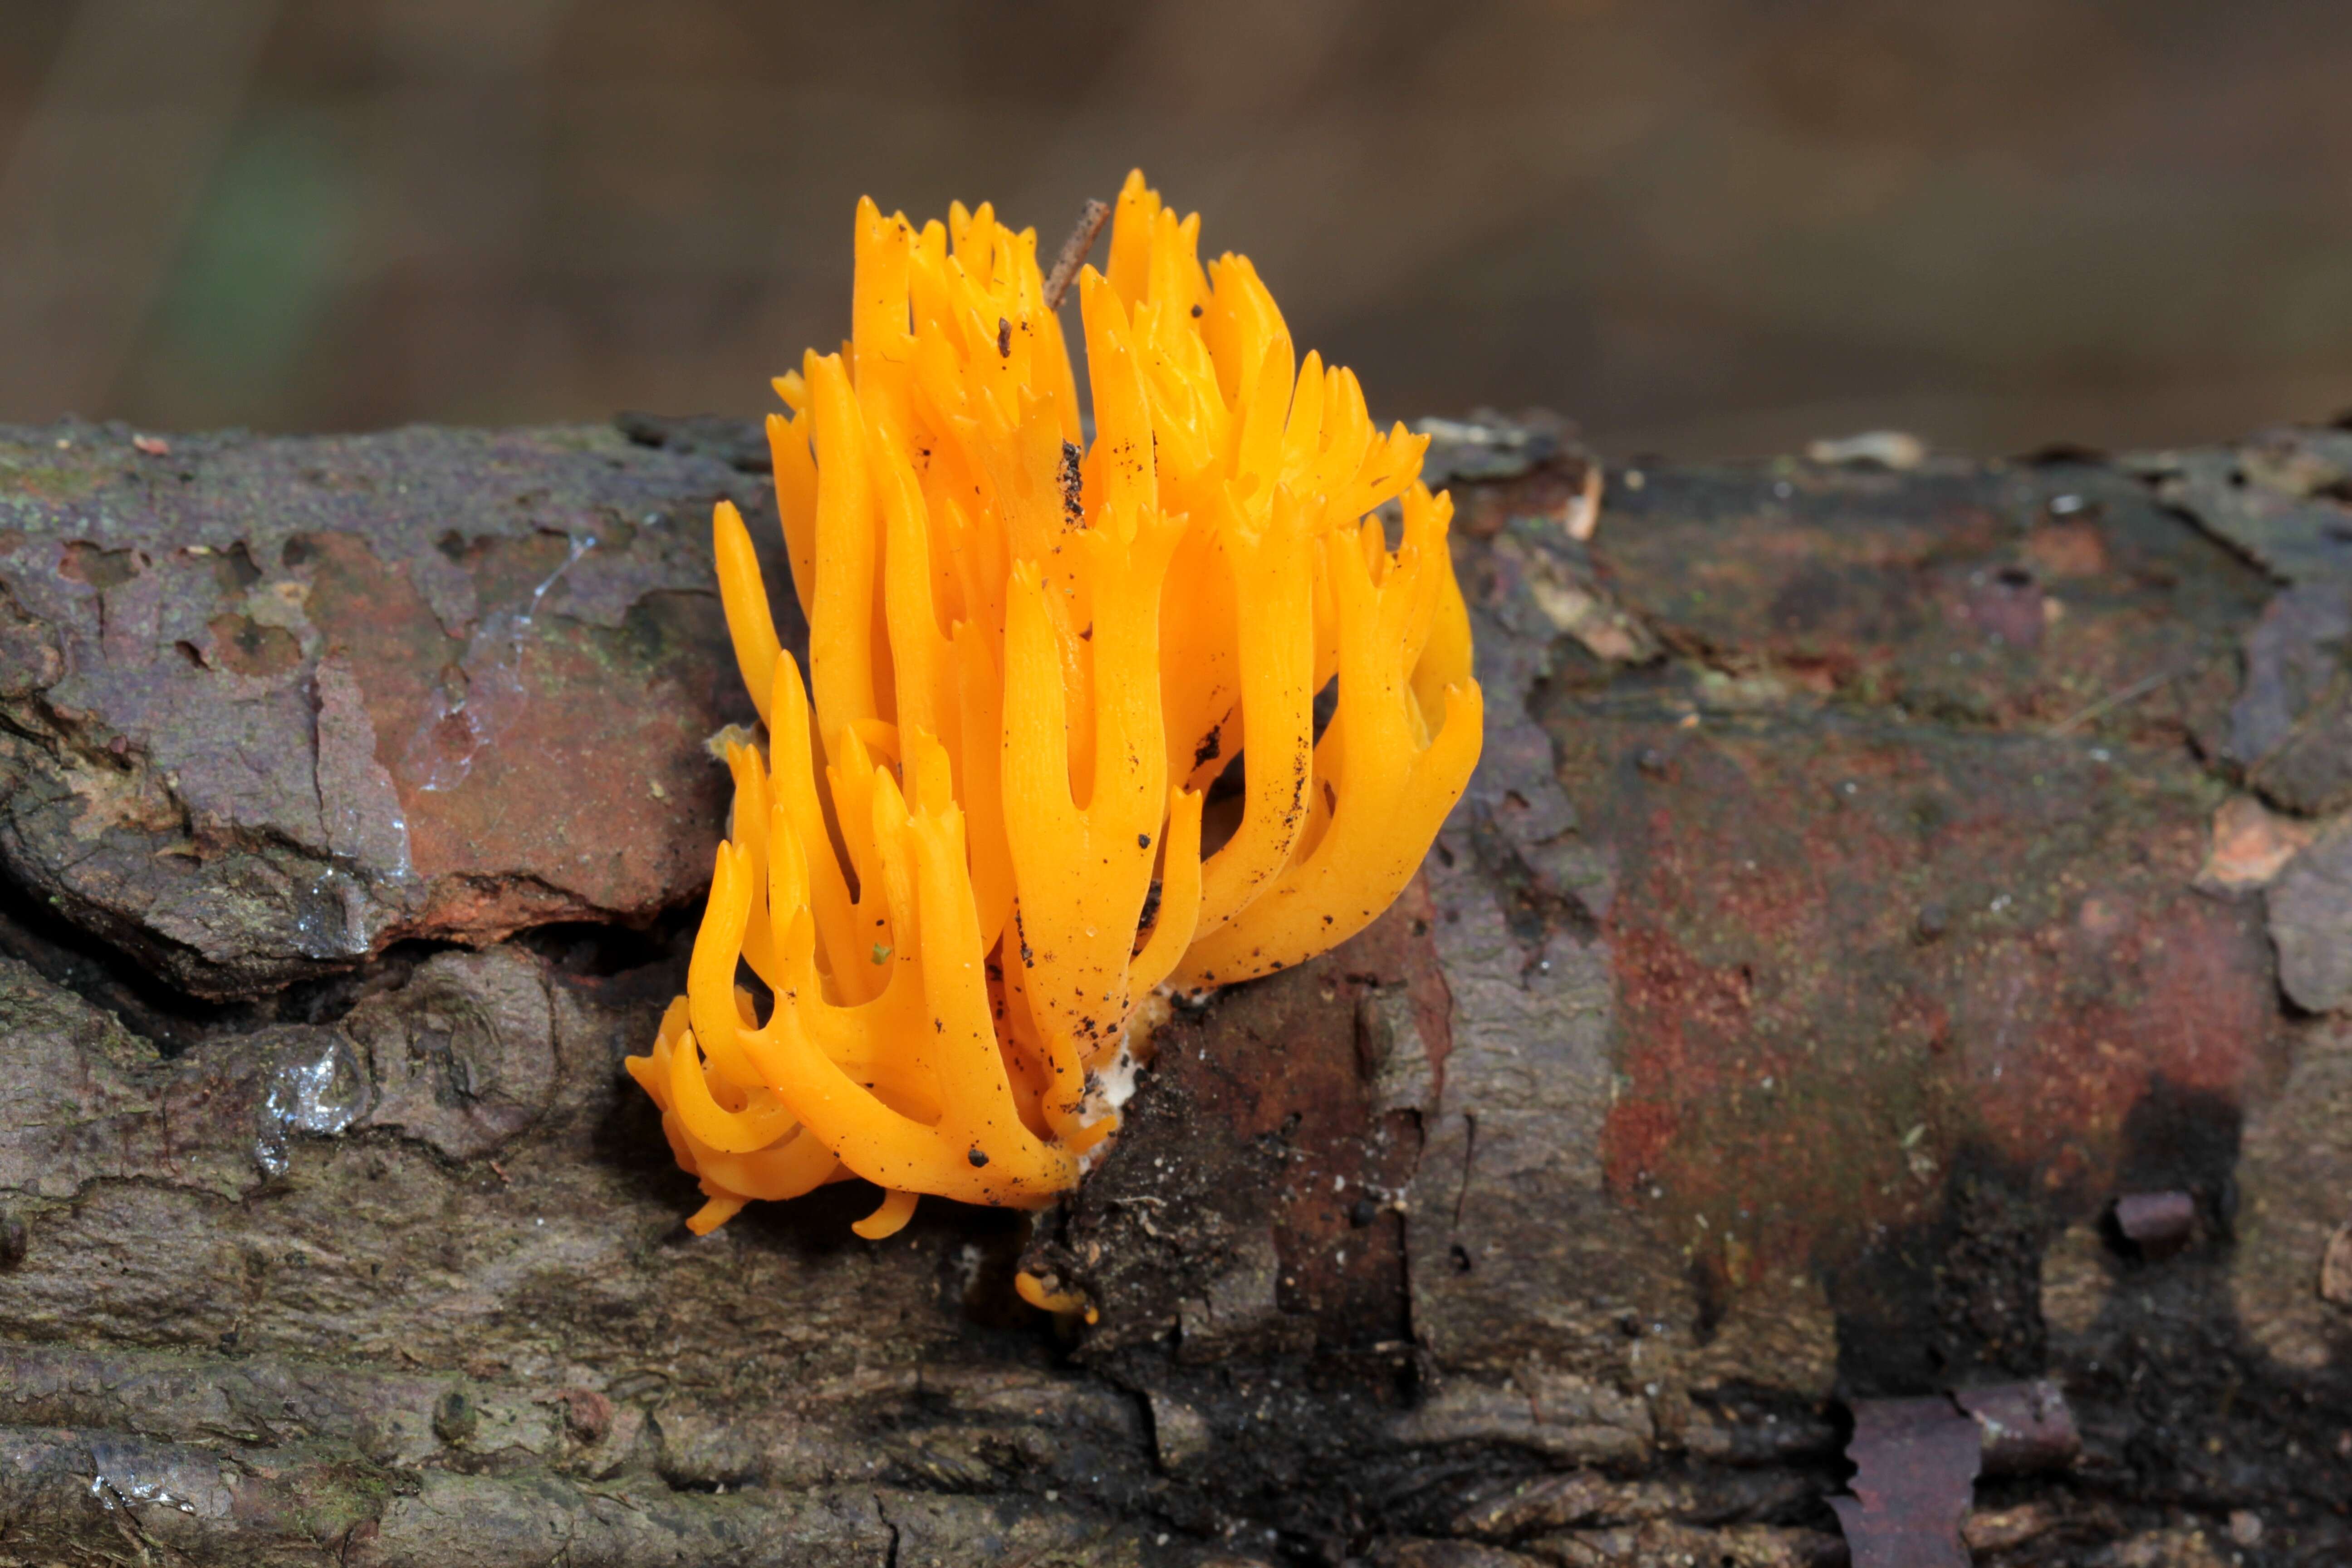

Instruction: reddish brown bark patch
[1038,889,1450,1358]
[0,423,777,996]
[1581,713,2275,1279]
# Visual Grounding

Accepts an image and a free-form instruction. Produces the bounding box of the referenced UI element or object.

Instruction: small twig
[1043,197,1112,313]
[2048,662,2195,736]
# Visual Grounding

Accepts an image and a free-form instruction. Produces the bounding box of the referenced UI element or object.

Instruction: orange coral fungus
[626,172,1483,1242]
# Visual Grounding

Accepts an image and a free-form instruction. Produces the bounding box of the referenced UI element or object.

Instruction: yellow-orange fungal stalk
[626,170,1481,1250]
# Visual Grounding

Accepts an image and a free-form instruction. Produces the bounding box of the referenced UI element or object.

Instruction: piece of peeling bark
[2114,1190,2198,1259]
[2151,427,2352,587]
[2270,821,2352,1013]
[2195,794,2318,892]
[1956,1380,2079,1477]
[0,420,781,999]
[1828,1398,1980,1568]
[2230,584,2352,816]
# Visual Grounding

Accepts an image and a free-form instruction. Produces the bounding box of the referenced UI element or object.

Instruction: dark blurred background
[6,0,2352,458]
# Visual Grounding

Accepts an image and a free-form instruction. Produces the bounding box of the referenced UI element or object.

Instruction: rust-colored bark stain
[299,529,738,933]
[0,423,771,994]
[202,612,301,678]
[1059,882,1449,1353]
[1584,715,2276,1280]
[1167,883,1447,1345]
[1537,456,2283,1284]
[2022,517,2109,579]
[1955,886,2270,1177]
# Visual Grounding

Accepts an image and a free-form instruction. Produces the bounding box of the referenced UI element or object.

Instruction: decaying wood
[0,412,2349,1565]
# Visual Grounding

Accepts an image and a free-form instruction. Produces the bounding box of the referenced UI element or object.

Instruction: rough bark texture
[0,413,2350,1566]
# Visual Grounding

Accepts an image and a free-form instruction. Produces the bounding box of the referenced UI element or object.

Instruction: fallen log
[0,412,2346,1565]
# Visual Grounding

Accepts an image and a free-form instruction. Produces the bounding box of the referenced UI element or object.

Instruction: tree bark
[0,413,2347,1566]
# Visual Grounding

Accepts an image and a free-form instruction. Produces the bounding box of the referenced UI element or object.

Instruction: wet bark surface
[0,414,2350,1565]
